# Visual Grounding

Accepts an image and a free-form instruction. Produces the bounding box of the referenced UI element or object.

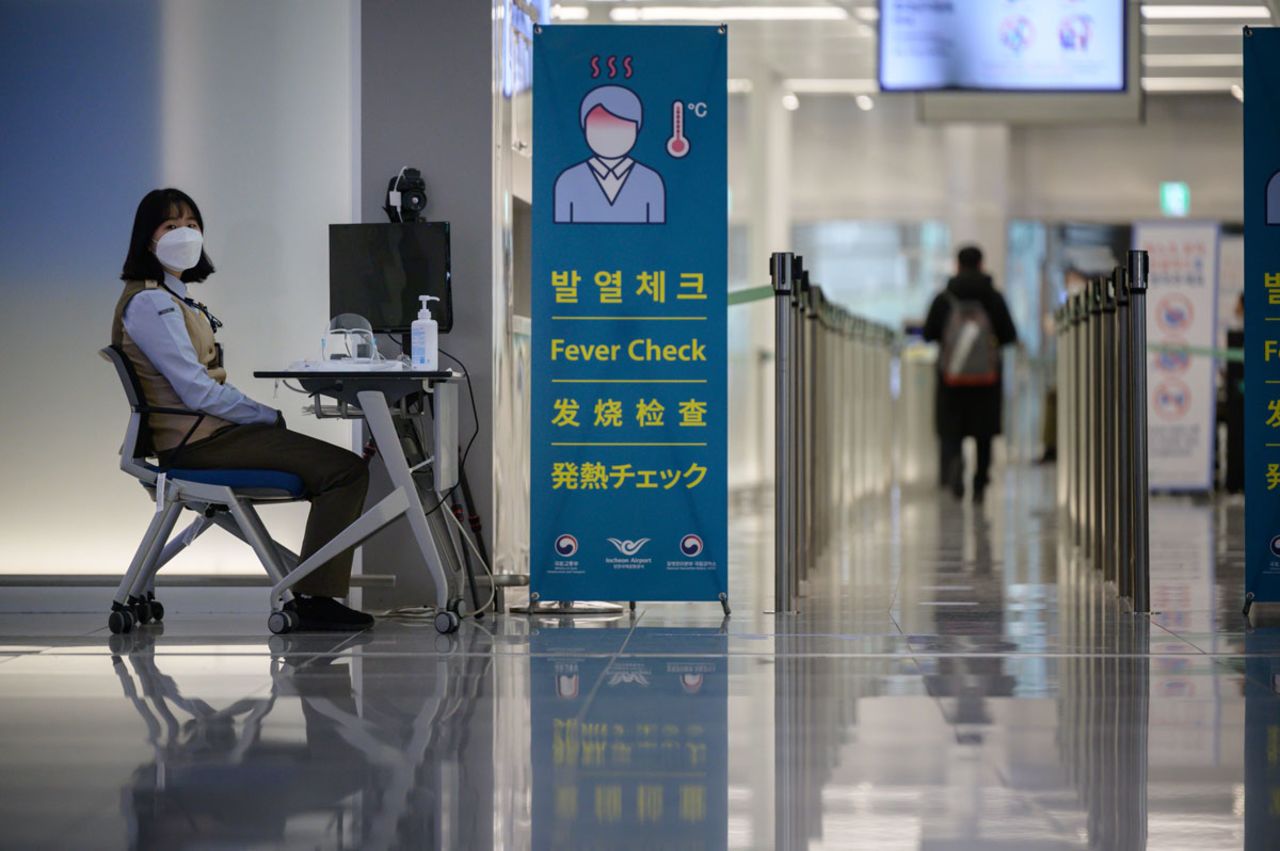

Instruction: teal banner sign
[1244,28,1280,612]
[531,25,728,602]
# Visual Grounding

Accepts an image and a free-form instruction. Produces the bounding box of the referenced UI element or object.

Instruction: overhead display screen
[879,0,1127,92]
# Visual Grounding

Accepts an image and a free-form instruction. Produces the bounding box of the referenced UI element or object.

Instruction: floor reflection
[0,468,1276,850]
[530,623,728,850]
[107,628,494,850]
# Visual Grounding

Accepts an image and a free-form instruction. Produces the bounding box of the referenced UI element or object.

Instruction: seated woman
[112,188,373,631]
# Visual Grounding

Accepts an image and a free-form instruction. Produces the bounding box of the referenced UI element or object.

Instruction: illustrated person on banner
[554,85,666,225]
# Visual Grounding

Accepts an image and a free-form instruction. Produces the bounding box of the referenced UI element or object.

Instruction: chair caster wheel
[108,609,134,635]
[434,611,461,634]
[149,600,165,623]
[134,601,154,625]
[268,610,297,635]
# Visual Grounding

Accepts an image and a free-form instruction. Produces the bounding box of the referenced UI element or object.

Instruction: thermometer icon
[666,100,690,158]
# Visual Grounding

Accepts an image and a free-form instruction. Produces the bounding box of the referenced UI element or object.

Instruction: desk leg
[358,390,450,608]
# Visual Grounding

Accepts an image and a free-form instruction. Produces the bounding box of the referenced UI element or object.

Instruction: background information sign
[531,25,728,602]
[1244,28,1280,611]
[1133,221,1220,491]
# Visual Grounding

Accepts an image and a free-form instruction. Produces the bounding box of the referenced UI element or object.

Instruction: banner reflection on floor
[532,625,728,851]
[1246,632,1280,849]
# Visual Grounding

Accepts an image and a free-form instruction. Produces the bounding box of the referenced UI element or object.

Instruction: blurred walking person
[923,245,1018,502]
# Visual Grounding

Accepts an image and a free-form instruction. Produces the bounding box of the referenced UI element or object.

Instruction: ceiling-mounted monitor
[879,0,1127,93]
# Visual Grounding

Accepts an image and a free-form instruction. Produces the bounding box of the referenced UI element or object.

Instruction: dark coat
[922,272,1018,439]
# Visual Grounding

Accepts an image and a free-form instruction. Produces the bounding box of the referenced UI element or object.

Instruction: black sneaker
[285,596,375,632]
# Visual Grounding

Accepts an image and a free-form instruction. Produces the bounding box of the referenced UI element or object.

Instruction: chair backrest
[99,346,157,479]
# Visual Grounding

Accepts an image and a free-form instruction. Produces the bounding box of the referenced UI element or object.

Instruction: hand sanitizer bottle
[411,295,440,370]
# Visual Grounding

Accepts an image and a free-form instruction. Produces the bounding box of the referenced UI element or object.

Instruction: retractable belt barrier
[1055,250,1151,612]
[770,252,894,613]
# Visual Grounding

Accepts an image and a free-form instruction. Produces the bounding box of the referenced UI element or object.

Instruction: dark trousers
[162,423,370,597]
[941,434,993,491]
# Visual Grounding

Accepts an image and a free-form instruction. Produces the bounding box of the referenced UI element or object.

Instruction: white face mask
[154,227,204,272]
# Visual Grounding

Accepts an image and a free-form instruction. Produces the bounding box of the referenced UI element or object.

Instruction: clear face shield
[322,313,380,363]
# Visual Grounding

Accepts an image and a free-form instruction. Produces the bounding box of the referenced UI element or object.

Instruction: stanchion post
[771,252,796,613]
[1085,286,1097,555]
[1091,278,1105,570]
[1127,250,1151,612]
[813,290,826,570]
[1073,293,1086,545]
[794,265,810,604]
[1057,305,1067,510]
[1101,276,1117,586]
[1115,268,1133,600]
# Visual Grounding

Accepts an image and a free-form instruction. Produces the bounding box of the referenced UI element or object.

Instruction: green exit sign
[1161,181,1191,217]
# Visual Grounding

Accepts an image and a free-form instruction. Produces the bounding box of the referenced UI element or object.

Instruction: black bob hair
[119,188,216,283]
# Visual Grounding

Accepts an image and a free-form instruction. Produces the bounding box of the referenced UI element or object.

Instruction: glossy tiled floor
[1,466,1275,850]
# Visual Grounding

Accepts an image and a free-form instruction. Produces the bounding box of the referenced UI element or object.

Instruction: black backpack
[939,294,999,387]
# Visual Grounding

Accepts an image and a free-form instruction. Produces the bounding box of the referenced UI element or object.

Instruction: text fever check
[550,337,708,362]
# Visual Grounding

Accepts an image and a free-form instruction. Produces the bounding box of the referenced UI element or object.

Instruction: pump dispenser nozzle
[418,295,440,320]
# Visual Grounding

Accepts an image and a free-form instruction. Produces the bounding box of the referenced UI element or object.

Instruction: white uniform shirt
[121,273,278,426]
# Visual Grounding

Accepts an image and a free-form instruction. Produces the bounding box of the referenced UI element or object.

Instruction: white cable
[373,508,495,623]
[388,165,408,220]
[445,505,496,618]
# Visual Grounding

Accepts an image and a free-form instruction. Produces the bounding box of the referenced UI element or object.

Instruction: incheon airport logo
[608,537,650,556]
[554,534,579,558]
[1269,535,1280,559]
[680,534,705,558]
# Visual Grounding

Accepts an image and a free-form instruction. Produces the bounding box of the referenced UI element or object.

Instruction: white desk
[254,368,463,633]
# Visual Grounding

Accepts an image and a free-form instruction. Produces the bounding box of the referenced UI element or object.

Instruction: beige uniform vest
[111,280,233,454]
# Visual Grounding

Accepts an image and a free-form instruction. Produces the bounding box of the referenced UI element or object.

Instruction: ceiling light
[1144,23,1258,36]
[1143,53,1242,67]
[781,92,800,111]
[784,78,879,94]
[1141,76,1239,92]
[1140,5,1270,20]
[727,78,754,94]
[855,94,875,111]
[551,4,589,21]
[610,6,849,22]
[1231,83,1245,101]
[854,6,879,21]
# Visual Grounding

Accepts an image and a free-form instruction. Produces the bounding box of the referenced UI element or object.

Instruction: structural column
[942,124,1010,282]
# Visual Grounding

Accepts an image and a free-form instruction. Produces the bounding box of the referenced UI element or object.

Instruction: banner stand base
[512,592,731,617]
[1246,599,1280,628]
[510,599,626,616]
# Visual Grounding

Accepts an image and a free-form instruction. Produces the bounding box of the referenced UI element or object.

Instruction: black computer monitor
[328,222,453,333]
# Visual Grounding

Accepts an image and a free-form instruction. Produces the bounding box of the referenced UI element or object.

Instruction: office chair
[100,345,307,635]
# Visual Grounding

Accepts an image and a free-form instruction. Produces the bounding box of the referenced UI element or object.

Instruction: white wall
[155,1,358,572]
[0,1,357,575]
[1010,95,1244,222]
[776,93,1243,225]
[789,96,952,222]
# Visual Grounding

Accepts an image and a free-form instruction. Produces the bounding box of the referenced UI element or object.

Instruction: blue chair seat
[143,464,306,498]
